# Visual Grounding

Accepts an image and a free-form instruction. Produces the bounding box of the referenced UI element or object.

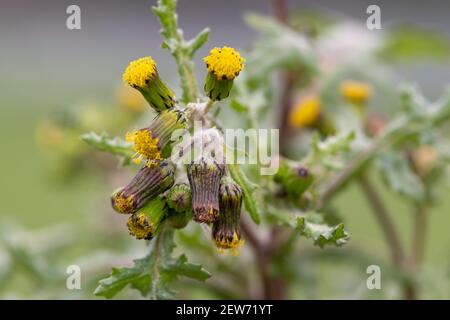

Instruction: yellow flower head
[126,129,162,162]
[123,56,157,88]
[340,80,373,104]
[127,213,156,240]
[204,46,244,80]
[289,96,322,128]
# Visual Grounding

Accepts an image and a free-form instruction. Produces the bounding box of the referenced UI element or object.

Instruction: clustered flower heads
[340,80,373,105]
[112,48,246,252]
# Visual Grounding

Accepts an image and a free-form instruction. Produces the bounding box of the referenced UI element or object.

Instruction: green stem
[411,203,428,271]
[202,99,215,116]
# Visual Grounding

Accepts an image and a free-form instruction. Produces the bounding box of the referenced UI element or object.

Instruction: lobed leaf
[295,216,349,248]
[94,227,210,299]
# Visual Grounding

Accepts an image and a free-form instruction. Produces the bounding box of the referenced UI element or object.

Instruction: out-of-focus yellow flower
[340,80,373,104]
[126,109,186,164]
[116,84,147,113]
[289,96,321,128]
[412,145,439,177]
[123,56,157,88]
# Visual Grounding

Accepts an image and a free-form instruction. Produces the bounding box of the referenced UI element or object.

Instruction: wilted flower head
[111,160,175,214]
[126,108,186,164]
[187,158,226,223]
[123,56,175,112]
[167,183,192,213]
[203,46,244,101]
[127,196,167,240]
[340,80,373,105]
[212,178,244,252]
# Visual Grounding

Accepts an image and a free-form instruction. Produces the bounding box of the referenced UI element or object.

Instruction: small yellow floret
[123,57,157,88]
[340,80,373,104]
[126,129,162,161]
[204,47,244,80]
[289,96,321,128]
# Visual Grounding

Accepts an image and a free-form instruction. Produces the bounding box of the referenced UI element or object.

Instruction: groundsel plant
[80,0,450,299]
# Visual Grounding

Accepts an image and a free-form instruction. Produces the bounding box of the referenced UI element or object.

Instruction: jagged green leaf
[186,28,210,57]
[295,216,349,248]
[94,227,210,299]
[311,131,355,157]
[80,132,134,165]
[304,131,355,171]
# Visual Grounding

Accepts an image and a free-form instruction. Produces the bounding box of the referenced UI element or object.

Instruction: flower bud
[203,47,244,101]
[126,108,186,163]
[340,80,373,105]
[274,161,313,198]
[212,178,244,251]
[187,158,226,223]
[111,160,175,214]
[123,56,176,112]
[289,96,322,128]
[127,196,167,240]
